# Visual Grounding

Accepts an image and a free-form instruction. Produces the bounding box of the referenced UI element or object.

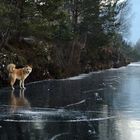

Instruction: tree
[0,0,70,45]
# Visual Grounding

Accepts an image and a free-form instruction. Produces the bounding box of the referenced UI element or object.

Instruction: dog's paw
[22,87,26,89]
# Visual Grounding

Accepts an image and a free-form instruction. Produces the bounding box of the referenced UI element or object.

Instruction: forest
[0,0,140,87]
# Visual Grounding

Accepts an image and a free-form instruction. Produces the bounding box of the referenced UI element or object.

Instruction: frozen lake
[0,62,140,140]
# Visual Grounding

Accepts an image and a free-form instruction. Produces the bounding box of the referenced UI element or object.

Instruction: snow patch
[128,62,140,67]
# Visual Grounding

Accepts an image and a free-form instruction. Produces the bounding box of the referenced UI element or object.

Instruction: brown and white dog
[7,63,32,89]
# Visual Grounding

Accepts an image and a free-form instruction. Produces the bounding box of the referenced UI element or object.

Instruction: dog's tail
[7,64,16,73]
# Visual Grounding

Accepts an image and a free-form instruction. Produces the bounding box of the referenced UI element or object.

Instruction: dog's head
[24,65,32,74]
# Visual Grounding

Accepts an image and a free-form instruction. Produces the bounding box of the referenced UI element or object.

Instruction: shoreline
[0,62,130,89]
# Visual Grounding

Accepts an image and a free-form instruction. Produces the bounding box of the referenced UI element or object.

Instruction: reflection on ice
[116,118,140,140]
[10,89,31,113]
[0,105,115,123]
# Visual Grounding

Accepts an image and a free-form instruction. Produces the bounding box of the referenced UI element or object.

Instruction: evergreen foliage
[0,0,139,86]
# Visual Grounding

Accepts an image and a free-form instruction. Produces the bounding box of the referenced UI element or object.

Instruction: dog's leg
[22,80,25,89]
[10,78,16,90]
[19,80,22,89]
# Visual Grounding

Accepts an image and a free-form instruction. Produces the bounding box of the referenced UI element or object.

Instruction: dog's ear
[28,64,33,68]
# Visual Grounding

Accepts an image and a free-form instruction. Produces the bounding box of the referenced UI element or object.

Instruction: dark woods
[0,0,139,87]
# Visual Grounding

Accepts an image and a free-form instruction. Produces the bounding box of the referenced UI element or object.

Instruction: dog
[7,63,32,89]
